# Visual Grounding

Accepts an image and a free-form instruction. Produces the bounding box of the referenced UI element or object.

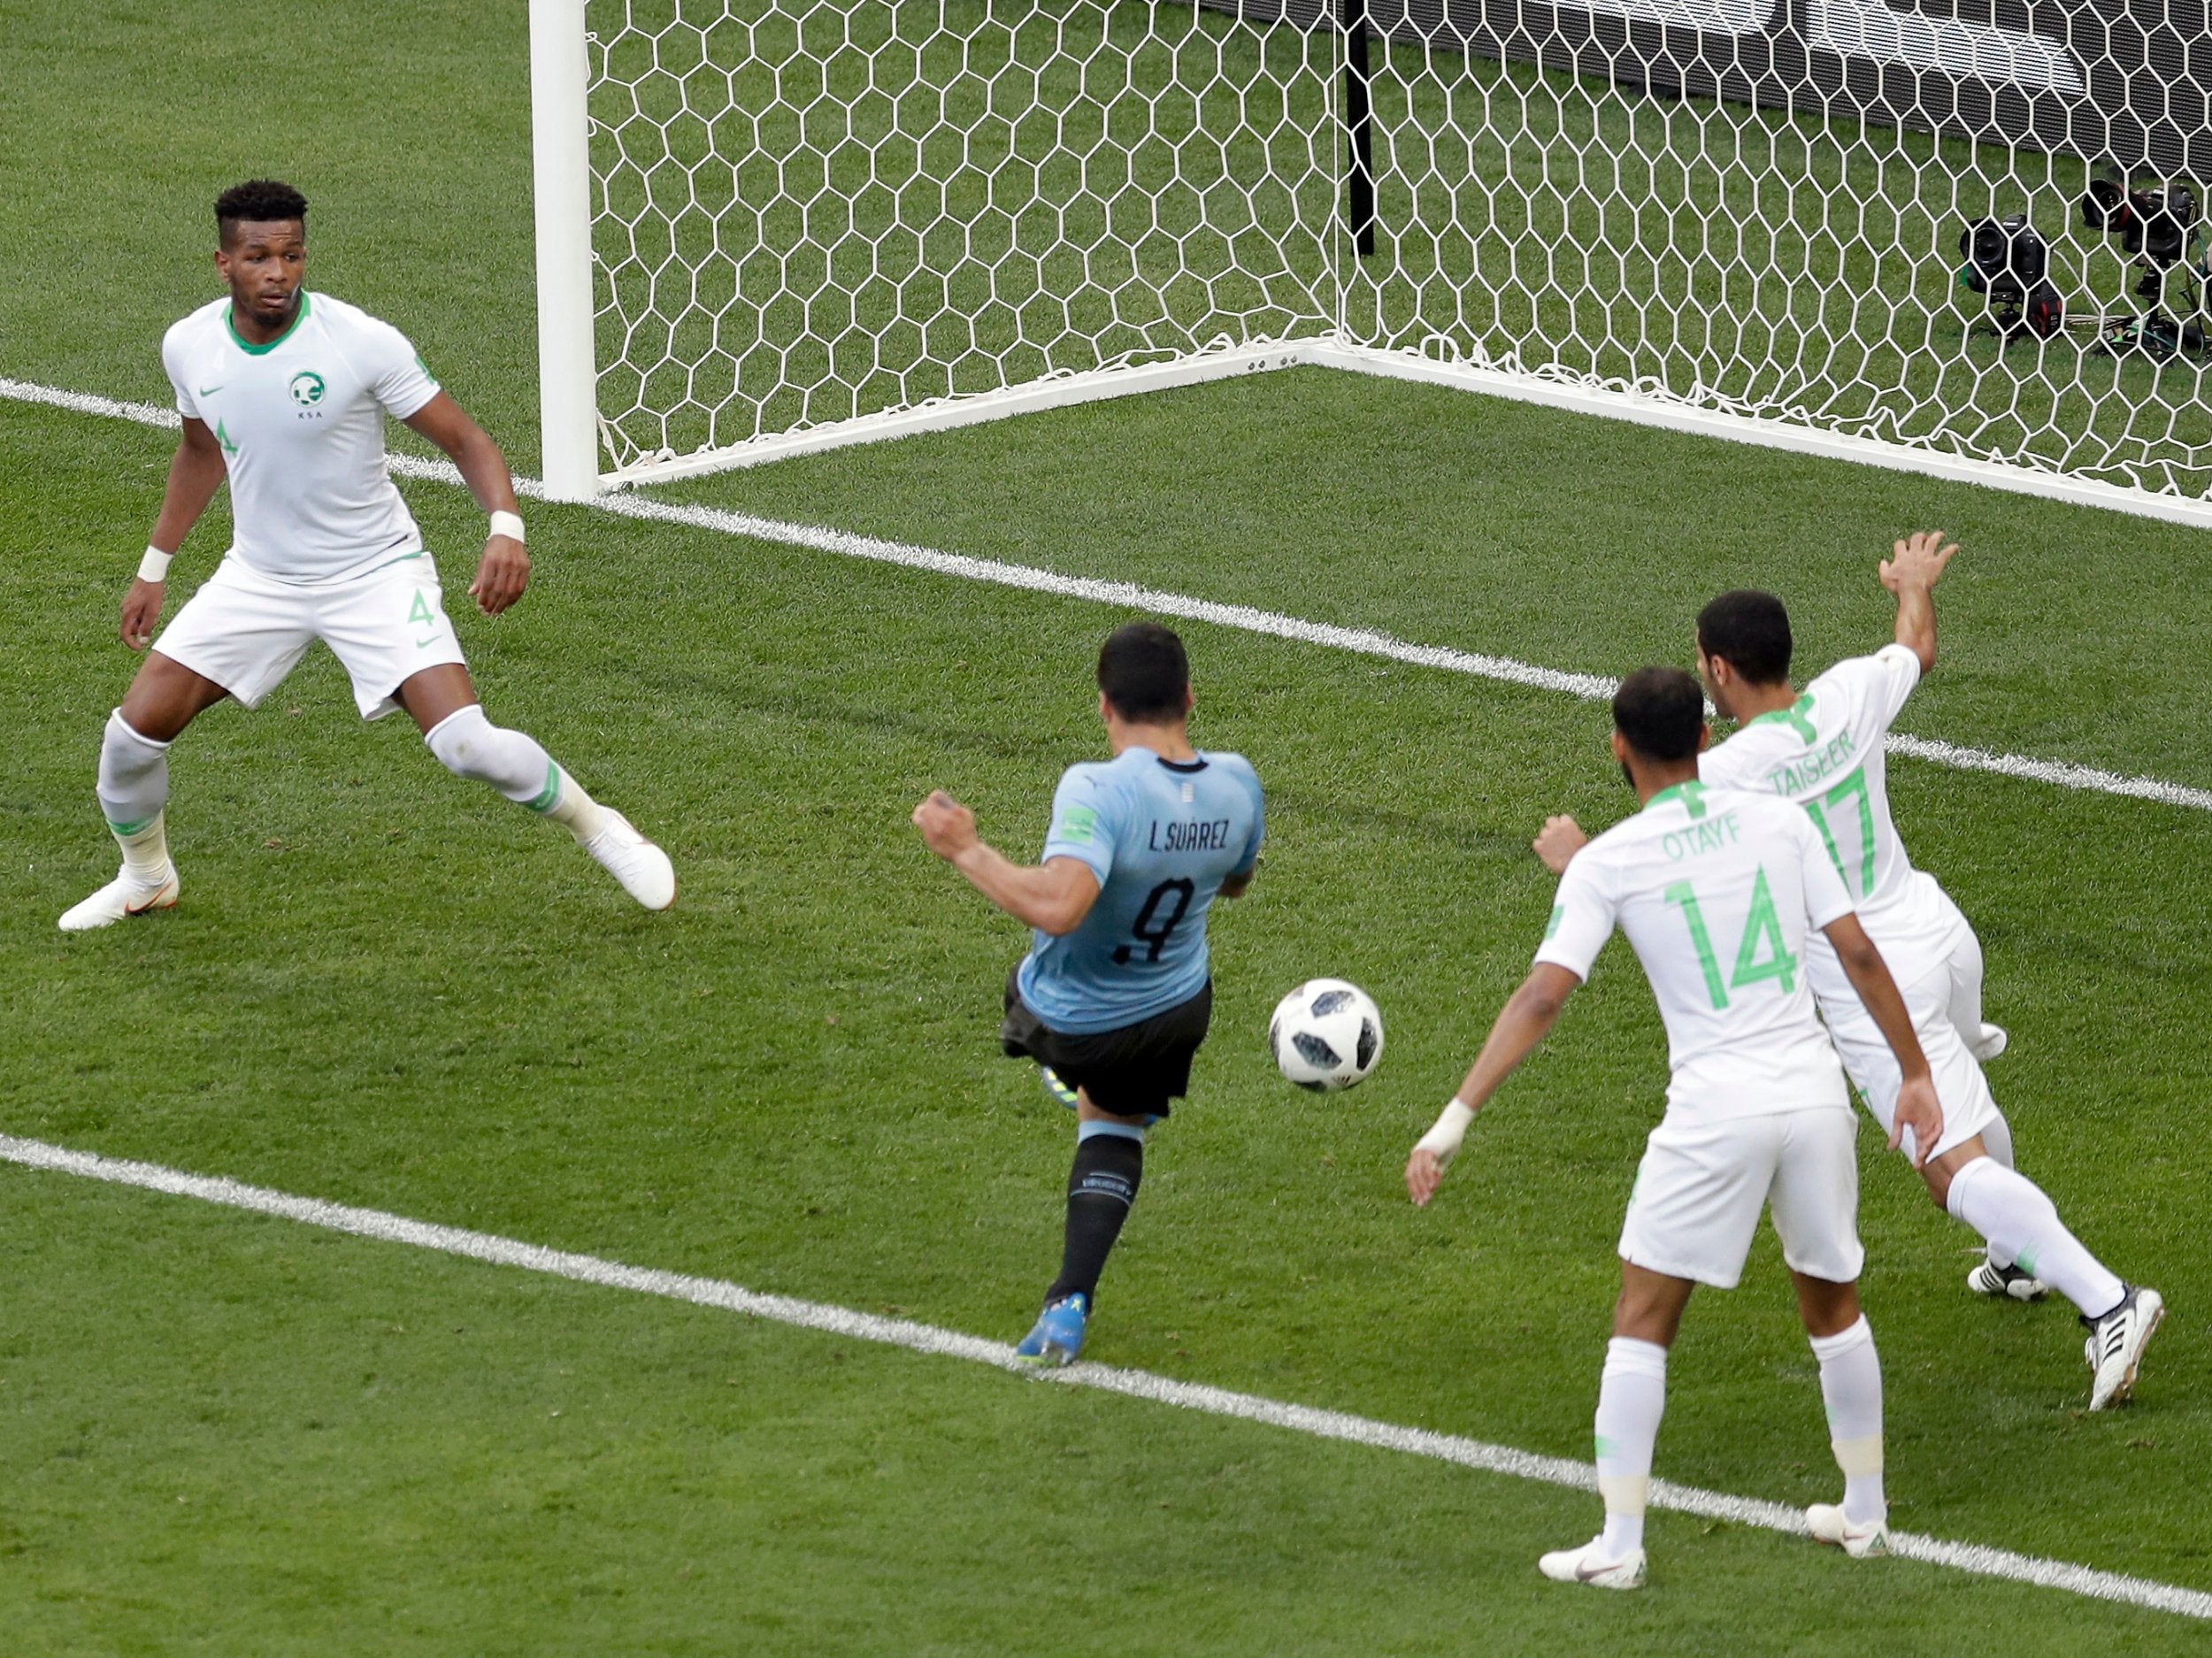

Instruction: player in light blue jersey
[914,623,1263,1365]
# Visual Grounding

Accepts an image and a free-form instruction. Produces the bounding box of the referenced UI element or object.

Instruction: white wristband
[1416,1099,1477,1164]
[137,545,173,583]
[488,510,526,545]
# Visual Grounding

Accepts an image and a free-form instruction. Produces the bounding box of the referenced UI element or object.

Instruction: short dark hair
[1096,621,1190,723]
[216,180,309,247]
[1695,589,1793,685]
[1612,666,1705,763]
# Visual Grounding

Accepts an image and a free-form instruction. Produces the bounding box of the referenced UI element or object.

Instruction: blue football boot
[1039,1065,1081,1112]
[1043,1068,1164,1129]
[1014,1293,1088,1367]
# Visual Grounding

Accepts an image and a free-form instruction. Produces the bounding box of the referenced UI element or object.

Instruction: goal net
[534,0,2212,519]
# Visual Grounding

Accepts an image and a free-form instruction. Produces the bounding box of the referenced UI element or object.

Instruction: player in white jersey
[1408,669,1944,1588]
[58,180,672,931]
[1686,535,2159,1410]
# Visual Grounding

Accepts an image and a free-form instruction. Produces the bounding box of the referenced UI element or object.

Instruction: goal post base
[594,332,2212,533]
[601,342,1315,492]
[1305,340,2212,533]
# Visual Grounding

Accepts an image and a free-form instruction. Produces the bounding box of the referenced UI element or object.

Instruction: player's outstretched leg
[1540,1336,1662,1589]
[1804,1314,1890,1558]
[1942,1155,2160,1407]
[423,705,673,910]
[1016,1118,1145,1368]
[59,710,181,931]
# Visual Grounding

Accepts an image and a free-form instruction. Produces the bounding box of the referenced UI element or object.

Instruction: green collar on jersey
[1746,692,1817,744]
[1645,779,1709,819]
[225,289,311,355]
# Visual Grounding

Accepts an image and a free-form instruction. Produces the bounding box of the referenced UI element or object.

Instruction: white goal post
[530,0,2212,526]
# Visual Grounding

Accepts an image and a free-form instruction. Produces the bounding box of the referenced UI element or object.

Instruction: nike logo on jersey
[198,384,224,396]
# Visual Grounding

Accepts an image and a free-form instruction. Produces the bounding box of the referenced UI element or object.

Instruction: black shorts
[1000,971,1213,1118]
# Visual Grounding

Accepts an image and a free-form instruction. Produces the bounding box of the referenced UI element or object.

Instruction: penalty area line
[7,373,2212,815]
[1,1132,2206,1623]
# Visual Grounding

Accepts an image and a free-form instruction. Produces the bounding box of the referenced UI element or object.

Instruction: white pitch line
[9,373,2212,814]
[0,1132,2205,1623]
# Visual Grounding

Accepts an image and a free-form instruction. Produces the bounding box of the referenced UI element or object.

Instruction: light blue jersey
[1016,747,1264,1034]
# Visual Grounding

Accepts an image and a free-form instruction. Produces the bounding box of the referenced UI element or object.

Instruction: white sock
[1594,1336,1667,1558]
[1809,1316,1885,1526]
[541,771,611,841]
[1975,1112,2018,1267]
[96,710,173,879]
[1947,1155,2124,1319]
[423,705,609,841]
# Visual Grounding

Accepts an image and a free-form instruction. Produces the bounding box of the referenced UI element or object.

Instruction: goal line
[2,1131,2205,1622]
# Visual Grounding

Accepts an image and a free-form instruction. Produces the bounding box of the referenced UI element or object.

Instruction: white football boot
[2085,1286,2163,1410]
[1806,1503,1890,1558]
[1969,1023,2009,1062]
[1537,1536,1647,1590]
[1966,1256,2048,1301]
[58,865,180,932]
[582,810,676,910]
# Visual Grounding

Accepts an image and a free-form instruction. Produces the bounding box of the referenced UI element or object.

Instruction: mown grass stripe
[7,373,2209,814]
[2,1132,2205,1622]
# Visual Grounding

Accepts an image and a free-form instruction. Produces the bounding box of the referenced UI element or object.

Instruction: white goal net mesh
[582,0,2212,500]
[588,2,1339,470]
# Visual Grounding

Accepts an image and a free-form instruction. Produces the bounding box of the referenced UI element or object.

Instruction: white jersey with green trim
[1699,644,1963,977]
[160,292,441,584]
[1535,780,1855,1125]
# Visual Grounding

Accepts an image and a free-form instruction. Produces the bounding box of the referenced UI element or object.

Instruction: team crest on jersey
[288,371,326,407]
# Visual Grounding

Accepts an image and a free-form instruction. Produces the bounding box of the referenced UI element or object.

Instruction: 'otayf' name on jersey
[1698,645,1962,973]
[1536,781,1854,1125]
[1019,748,1264,1034]
[161,291,441,584]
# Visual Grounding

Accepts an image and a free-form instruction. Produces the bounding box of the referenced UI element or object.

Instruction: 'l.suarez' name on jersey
[1018,747,1264,1035]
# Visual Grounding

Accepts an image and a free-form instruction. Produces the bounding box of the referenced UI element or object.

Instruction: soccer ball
[1269,979,1384,1092]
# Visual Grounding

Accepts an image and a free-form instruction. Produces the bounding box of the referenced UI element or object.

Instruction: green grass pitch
[5,2,2212,1653]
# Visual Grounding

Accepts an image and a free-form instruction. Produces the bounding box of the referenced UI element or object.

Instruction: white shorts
[1817,915,2001,1166]
[155,551,466,720]
[1618,1106,1863,1288]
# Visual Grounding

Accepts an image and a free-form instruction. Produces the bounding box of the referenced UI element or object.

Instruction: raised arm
[1878,529,1958,677]
[1821,912,1944,1164]
[402,391,527,617]
[912,790,1101,935]
[121,417,229,650]
[1405,962,1581,1205]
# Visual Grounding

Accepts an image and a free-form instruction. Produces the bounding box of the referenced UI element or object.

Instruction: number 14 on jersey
[1663,868,1800,1010]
